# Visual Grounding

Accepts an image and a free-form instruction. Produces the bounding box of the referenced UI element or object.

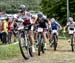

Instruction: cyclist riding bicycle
[50,18,62,47]
[36,12,48,49]
[51,18,62,32]
[17,5,37,53]
[64,17,75,43]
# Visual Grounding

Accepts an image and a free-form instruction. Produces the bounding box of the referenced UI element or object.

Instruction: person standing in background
[7,17,13,44]
[0,19,3,42]
[2,18,8,44]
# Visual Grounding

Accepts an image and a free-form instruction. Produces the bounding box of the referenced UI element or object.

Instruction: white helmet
[68,17,73,21]
[43,15,47,19]
[19,5,26,12]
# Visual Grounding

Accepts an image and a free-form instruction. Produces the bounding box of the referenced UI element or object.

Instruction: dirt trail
[1,39,75,63]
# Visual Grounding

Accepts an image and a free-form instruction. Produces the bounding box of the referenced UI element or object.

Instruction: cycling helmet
[37,12,43,18]
[43,15,47,19]
[19,5,26,12]
[68,17,73,21]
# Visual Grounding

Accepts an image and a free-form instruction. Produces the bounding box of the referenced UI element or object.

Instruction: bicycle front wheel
[53,34,57,51]
[19,33,29,60]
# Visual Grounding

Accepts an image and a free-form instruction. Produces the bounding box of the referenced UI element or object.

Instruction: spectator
[13,18,18,42]
[0,20,3,42]
[7,17,13,44]
[2,18,8,44]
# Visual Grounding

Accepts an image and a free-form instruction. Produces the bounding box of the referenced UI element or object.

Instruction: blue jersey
[51,21,59,30]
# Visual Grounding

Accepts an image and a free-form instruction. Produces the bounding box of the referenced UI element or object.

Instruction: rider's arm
[31,15,38,24]
[64,22,70,30]
[63,21,70,32]
[59,24,62,30]
[56,21,62,30]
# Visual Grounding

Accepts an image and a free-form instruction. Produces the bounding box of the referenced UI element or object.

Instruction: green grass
[0,32,70,60]
[0,43,21,60]
[59,31,69,39]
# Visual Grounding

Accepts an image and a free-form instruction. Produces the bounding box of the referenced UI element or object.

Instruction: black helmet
[37,12,43,18]
[19,5,26,12]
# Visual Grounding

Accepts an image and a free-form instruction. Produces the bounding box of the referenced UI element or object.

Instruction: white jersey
[18,11,33,24]
[67,21,75,34]
[67,21,75,29]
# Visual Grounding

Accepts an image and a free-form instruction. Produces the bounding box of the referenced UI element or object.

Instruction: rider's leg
[34,31,38,42]
[29,30,35,53]
[42,29,49,49]
[49,32,52,43]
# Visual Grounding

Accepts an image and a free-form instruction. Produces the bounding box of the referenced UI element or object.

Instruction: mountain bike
[52,30,58,51]
[37,27,45,56]
[18,25,33,60]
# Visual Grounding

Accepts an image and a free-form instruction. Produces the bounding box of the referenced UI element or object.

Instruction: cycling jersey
[18,12,32,25]
[67,21,75,34]
[37,17,48,28]
[51,21,59,30]
[18,11,33,31]
[67,21,75,30]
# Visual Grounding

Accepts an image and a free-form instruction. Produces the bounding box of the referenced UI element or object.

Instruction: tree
[0,0,41,13]
[41,0,75,26]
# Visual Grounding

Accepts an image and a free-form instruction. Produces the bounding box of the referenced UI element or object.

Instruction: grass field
[0,42,21,60]
[0,39,75,63]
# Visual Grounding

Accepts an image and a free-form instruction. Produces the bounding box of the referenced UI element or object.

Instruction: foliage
[0,0,41,13]
[41,0,75,26]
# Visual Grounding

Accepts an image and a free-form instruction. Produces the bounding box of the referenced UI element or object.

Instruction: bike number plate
[52,30,58,34]
[69,30,74,34]
[37,28,43,32]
